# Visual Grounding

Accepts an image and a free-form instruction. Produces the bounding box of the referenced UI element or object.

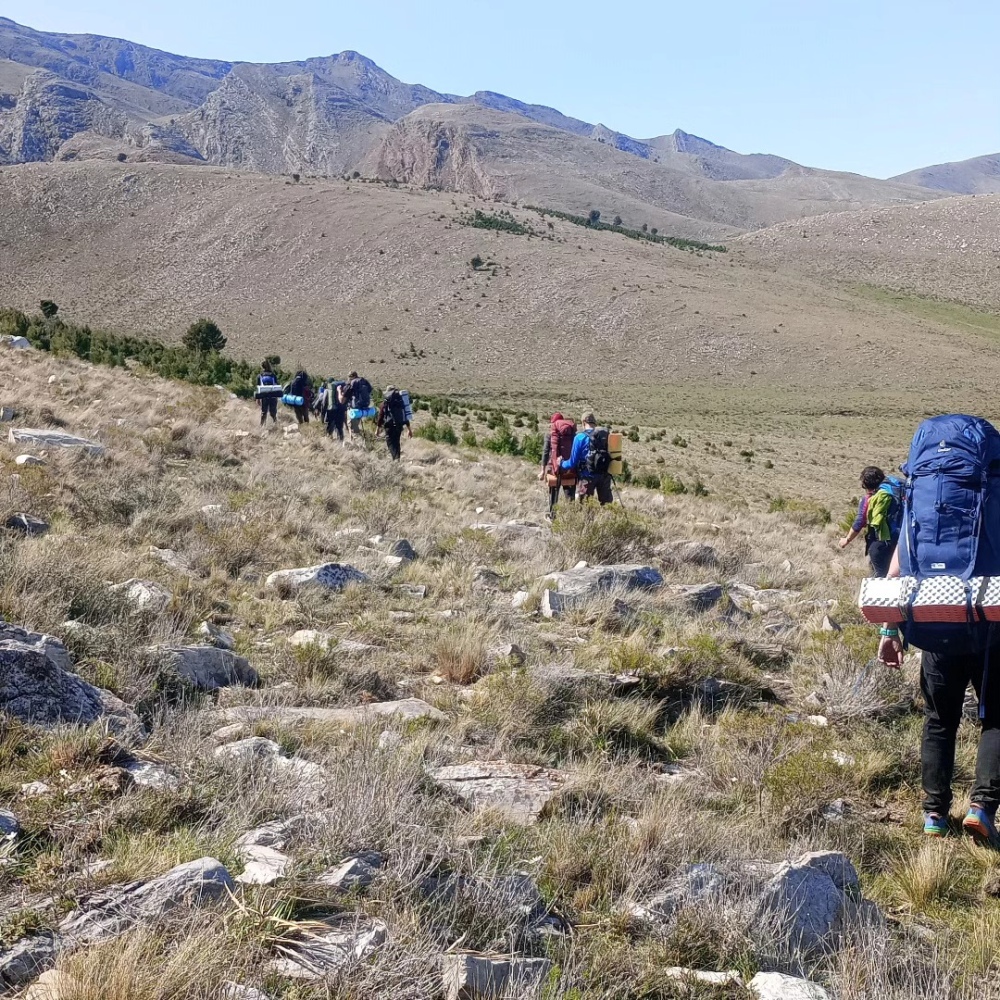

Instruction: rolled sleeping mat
[608,431,623,477]
[282,394,305,407]
[348,406,377,421]
[254,384,284,399]
[400,390,414,423]
[858,575,1000,624]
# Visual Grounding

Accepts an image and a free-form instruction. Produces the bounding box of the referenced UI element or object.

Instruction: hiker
[324,379,347,443]
[540,413,577,515]
[256,360,279,426]
[286,370,313,424]
[840,466,903,577]
[561,411,613,505]
[338,370,374,443]
[376,385,412,460]
[877,415,1000,843]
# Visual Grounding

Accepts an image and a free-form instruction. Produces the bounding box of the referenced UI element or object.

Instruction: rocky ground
[1,344,998,999]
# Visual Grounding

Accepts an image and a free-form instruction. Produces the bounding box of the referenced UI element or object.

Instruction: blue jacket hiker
[561,412,613,505]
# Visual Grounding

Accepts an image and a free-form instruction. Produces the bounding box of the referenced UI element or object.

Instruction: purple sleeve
[852,495,868,533]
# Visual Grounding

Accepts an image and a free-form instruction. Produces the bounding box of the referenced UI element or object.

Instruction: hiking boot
[923,813,948,838]
[963,805,1000,846]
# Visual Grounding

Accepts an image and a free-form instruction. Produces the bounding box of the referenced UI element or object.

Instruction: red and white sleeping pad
[859,576,1000,623]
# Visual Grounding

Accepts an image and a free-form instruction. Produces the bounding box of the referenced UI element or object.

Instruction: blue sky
[8,0,998,178]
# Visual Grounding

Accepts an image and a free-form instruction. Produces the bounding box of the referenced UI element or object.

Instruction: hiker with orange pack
[540,413,578,516]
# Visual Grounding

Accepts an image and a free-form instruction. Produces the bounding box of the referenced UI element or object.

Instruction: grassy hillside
[1,345,999,999]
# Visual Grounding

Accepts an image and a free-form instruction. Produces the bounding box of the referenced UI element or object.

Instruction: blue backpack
[899,414,1000,654]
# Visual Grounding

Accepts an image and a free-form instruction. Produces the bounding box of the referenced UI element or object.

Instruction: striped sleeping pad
[859,576,1000,624]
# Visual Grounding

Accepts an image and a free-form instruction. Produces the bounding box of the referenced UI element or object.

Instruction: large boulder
[265,563,368,594]
[429,760,567,823]
[542,564,662,601]
[267,917,388,979]
[4,513,50,537]
[442,954,553,1000]
[0,807,21,843]
[145,645,258,691]
[0,623,139,733]
[288,631,376,654]
[7,428,104,455]
[110,580,172,614]
[58,857,234,945]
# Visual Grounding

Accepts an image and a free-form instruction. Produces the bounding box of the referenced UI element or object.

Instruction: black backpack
[352,378,372,410]
[384,391,407,427]
[585,428,612,476]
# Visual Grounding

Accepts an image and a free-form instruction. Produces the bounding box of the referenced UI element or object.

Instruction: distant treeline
[0,305,280,398]
[525,206,728,253]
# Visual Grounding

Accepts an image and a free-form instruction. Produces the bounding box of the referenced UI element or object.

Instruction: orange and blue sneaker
[923,813,948,838]
[962,806,999,846]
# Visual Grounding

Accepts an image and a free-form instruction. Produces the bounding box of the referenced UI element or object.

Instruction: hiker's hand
[878,634,903,669]
[538,470,546,481]
[407,427,413,438]
[838,537,849,549]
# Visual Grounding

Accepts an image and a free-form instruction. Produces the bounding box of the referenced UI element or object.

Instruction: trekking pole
[611,477,630,521]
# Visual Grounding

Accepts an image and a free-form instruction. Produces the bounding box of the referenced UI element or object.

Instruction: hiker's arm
[561,435,583,471]
[840,497,868,548]
[877,547,904,667]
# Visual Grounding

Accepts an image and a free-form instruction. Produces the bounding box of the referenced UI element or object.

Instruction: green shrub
[552,501,653,563]
[661,474,687,495]
[484,417,521,456]
[520,432,543,464]
[671,435,688,448]
[415,421,440,442]
[181,318,226,353]
[437,422,459,445]
[769,496,831,526]
[461,430,478,447]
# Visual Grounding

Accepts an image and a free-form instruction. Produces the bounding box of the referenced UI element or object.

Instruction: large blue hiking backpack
[899,414,1000,654]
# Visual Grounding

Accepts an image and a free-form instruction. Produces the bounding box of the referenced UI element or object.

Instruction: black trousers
[385,423,403,460]
[921,644,1000,815]
[549,484,575,511]
[259,397,277,424]
[293,404,309,424]
[577,475,613,505]
[867,537,895,578]
[326,407,345,441]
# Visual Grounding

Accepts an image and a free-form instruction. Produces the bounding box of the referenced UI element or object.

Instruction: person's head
[261,360,272,373]
[581,411,597,428]
[385,385,396,394]
[348,370,359,380]
[861,466,885,493]
[551,412,564,424]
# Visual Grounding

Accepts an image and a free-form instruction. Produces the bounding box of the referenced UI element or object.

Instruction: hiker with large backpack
[338,370,375,445]
[324,379,348,444]
[255,360,281,426]
[877,415,1000,844]
[561,411,613,505]
[376,385,412,461]
[284,370,313,424]
[540,413,577,515]
[840,466,903,577]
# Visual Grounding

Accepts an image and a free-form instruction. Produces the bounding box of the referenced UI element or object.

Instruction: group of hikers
[255,363,412,460]
[839,417,1000,846]
[540,411,617,515]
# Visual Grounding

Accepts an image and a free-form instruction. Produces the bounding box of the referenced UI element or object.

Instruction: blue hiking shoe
[963,806,1000,846]
[923,813,948,838]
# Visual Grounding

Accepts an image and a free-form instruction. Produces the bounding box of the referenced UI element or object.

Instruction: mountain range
[2,17,995,237]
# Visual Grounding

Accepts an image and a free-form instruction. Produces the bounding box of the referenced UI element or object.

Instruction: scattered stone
[396,584,427,599]
[7,428,104,455]
[378,730,404,751]
[21,781,51,798]
[235,844,292,885]
[0,622,139,733]
[124,760,179,791]
[23,969,81,1000]
[221,983,274,1000]
[627,863,726,924]
[541,565,662,607]
[821,615,841,632]
[489,642,526,666]
[214,738,282,763]
[749,972,831,1000]
[4,335,31,349]
[0,933,58,990]
[469,521,544,538]
[288,630,376,654]
[111,579,172,614]
[0,808,19,843]
[268,917,388,979]
[317,852,386,890]
[265,563,368,594]
[145,645,258,691]
[728,582,800,614]
[387,538,417,560]
[383,555,406,569]
[58,857,234,945]
[663,968,743,987]
[216,698,447,728]
[14,454,45,467]
[429,760,567,823]
[197,621,235,650]
[511,590,531,609]
[0,406,14,422]
[728,638,790,667]
[472,566,504,592]
[210,722,247,744]
[655,540,719,567]
[148,546,192,574]
[821,800,848,822]
[442,953,553,1000]
[4,513,49,536]
[666,582,724,612]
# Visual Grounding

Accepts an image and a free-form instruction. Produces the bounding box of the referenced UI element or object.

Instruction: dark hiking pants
[549,484,575,512]
[260,398,277,425]
[867,538,895,578]
[326,407,345,441]
[577,475,613,505]
[921,645,1000,816]
[385,423,404,461]
[294,404,309,424]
